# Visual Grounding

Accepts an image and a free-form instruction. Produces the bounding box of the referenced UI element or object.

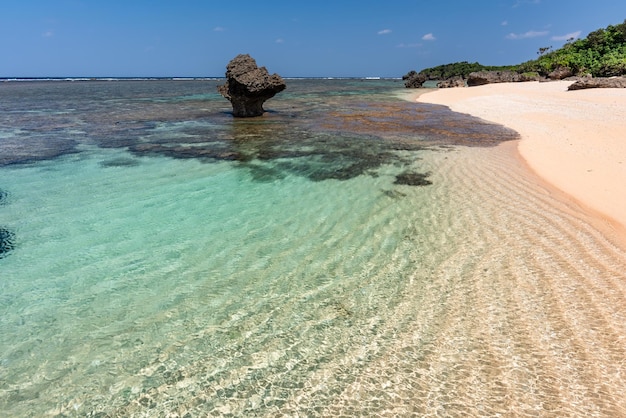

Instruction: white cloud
[378,29,392,35]
[213,26,225,32]
[506,30,549,40]
[551,30,581,41]
[275,38,285,44]
[422,33,436,41]
[42,31,54,38]
[501,20,508,26]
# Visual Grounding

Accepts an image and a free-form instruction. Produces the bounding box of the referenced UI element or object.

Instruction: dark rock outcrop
[567,76,626,90]
[548,66,574,80]
[437,76,466,88]
[467,71,540,86]
[0,136,77,167]
[0,227,15,259]
[403,71,427,88]
[394,171,432,186]
[218,54,286,117]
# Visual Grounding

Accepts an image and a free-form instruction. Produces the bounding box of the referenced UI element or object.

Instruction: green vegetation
[519,19,626,77]
[418,62,516,80]
[417,19,626,79]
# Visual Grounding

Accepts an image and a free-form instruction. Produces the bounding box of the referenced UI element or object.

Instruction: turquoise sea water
[1,80,626,417]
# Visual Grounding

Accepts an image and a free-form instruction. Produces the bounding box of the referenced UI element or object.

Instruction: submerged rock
[0,136,77,166]
[217,54,286,117]
[394,171,432,186]
[99,157,141,168]
[0,227,15,259]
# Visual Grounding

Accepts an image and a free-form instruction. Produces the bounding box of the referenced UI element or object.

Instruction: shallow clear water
[1,80,625,417]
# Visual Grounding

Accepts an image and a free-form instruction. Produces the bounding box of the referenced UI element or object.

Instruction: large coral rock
[467,71,540,86]
[217,54,286,117]
[568,76,626,90]
[437,76,466,88]
[403,70,427,88]
[548,66,574,80]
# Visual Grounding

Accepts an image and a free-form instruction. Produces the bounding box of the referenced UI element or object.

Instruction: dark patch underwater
[0,80,519,186]
[0,227,15,259]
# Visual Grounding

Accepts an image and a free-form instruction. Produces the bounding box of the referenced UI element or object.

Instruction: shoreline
[413,81,626,238]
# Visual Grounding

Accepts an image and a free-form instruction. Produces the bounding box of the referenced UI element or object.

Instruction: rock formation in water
[402,70,427,88]
[217,54,286,117]
[567,76,626,90]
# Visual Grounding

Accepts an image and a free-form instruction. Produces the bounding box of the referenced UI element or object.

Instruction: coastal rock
[467,71,540,86]
[403,71,427,88]
[567,76,626,90]
[437,76,466,88]
[548,66,574,80]
[217,54,286,117]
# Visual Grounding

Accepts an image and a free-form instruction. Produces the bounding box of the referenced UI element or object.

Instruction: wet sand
[416,81,626,234]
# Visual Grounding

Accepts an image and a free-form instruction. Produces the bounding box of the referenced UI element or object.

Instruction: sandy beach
[416,81,626,234]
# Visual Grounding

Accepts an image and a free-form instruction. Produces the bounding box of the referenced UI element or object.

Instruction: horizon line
[1,76,403,81]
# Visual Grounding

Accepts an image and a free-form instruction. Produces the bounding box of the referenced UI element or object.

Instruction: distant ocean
[2,79,625,416]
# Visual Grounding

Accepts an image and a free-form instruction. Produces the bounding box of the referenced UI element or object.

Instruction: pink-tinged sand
[416,81,626,230]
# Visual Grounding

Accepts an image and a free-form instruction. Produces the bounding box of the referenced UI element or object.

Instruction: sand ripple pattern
[105,145,625,416]
[2,143,626,417]
[304,144,626,417]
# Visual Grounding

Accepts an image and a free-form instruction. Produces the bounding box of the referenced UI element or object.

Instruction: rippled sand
[308,142,626,417]
[2,81,625,417]
[33,142,623,417]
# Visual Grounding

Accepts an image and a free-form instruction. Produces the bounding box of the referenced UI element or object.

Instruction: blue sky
[2,0,625,77]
